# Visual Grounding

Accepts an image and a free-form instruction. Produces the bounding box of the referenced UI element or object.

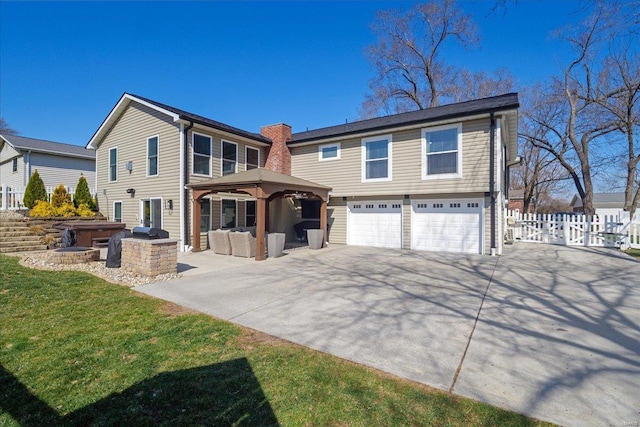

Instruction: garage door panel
[348,201,402,249]
[411,199,482,254]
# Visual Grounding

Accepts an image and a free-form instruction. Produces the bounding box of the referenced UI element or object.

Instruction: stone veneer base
[121,238,179,277]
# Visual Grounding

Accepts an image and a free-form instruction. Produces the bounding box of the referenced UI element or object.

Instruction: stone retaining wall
[121,238,178,277]
[46,248,100,264]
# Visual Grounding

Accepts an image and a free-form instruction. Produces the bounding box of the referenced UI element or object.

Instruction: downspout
[181,121,194,250]
[26,151,32,187]
[489,113,496,256]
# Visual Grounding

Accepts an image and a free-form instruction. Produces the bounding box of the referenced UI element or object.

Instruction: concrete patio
[137,243,640,426]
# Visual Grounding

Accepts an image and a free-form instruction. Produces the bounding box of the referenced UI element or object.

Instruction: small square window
[319,143,340,161]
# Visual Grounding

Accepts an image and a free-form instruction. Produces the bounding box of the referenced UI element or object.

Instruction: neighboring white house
[570,192,626,217]
[0,134,96,190]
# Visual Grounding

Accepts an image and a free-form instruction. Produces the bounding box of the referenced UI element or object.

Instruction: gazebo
[187,168,332,260]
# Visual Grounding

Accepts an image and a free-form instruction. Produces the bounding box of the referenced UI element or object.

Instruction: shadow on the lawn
[1,359,280,426]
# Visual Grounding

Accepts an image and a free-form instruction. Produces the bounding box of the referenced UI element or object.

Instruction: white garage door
[347,201,402,248]
[412,199,483,254]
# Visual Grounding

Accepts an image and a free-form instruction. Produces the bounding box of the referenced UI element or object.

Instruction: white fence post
[1,184,7,210]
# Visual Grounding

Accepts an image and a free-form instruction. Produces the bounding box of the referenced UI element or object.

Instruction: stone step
[0,238,47,249]
[0,230,40,237]
[0,227,33,233]
[0,244,48,254]
[0,235,43,245]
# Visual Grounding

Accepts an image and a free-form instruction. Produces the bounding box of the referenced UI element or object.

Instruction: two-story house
[1,134,95,191]
[87,92,519,257]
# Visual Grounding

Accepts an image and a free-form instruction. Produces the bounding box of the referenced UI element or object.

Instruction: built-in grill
[131,226,169,240]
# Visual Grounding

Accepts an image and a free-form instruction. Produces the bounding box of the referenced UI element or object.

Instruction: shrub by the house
[23,169,47,209]
[74,174,96,210]
[51,184,72,208]
[29,200,56,217]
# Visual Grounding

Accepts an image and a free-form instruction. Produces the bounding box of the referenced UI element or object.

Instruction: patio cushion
[229,231,256,258]
[208,229,232,255]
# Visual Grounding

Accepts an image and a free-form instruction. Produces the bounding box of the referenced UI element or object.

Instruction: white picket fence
[0,184,95,210]
[506,210,640,250]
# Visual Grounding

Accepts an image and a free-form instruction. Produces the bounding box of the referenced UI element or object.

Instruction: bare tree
[515,88,572,213]
[590,46,640,216]
[361,0,480,117]
[0,118,18,136]
[519,4,624,216]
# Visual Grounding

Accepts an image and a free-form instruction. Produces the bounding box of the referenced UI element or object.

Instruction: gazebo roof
[187,168,331,195]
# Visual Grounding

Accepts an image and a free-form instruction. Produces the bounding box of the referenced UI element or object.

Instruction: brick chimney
[261,123,292,175]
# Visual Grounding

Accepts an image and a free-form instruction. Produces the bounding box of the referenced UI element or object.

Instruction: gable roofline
[1,134,95,160]
[86,93,271,150]
[288,93,520,145]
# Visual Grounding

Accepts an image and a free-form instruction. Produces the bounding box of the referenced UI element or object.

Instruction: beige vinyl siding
[327,198,347,244]
[29,153,95,190]
[95,102,181,240]
[291,119,492,197]
[187,128,268,186]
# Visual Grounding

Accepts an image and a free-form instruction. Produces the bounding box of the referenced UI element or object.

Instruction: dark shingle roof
[290,93,519,144]
[128,94,271,144]
[1,134,95,159]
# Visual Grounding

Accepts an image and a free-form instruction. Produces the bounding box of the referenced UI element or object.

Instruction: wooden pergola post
[320,198,327,248]
[255,197,267,261]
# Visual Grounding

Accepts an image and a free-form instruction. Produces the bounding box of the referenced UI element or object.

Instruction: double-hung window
[193,133,211,176]
[200,198,211,232]
[222,141,237,175]
[109,147,117,182]
[245,200,256,226]
[12,158,17,173]
[221,199,237,229]
[362,135,392,182]
[422,124,462,179]
[147,136,158,176]
[246,147,259,170]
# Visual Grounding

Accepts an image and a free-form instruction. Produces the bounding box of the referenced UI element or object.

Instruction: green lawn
[0,254,552,426]
[625,248,640,259]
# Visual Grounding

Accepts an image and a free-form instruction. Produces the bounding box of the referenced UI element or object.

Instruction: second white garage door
[411,199,483,254]
[347,201,402,249]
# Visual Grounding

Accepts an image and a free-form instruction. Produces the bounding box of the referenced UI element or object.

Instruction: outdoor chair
[228,231,256,258]
[208,229,232,255]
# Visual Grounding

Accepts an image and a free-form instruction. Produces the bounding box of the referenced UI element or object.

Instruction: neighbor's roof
[187,167,331,193]
[571,192,626,208]
[1,134,95,160]
[289,93,520,144]
[86,93,271,149]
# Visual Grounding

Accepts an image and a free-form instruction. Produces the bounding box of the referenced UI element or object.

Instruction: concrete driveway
[136,243,640,426]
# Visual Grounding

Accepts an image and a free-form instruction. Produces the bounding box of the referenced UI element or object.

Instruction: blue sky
[1,0,583,146]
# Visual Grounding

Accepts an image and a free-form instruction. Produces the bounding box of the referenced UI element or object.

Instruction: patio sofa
[228,231,256,258]
[208,230,232,255]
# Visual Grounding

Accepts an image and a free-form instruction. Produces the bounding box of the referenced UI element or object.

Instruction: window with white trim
[246,146,259,170]
[147,136,158,176]
[192,133,211,176]
[222,140,237,176]
[109,147,117,182]
[12,158,17,173]
[200,198,211,232]
[422,124,462,179]
[221,199,237,229]
[319,143,340,161]
[362,135,392,182]
[113,201,122,222]
[245,200,256,226]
